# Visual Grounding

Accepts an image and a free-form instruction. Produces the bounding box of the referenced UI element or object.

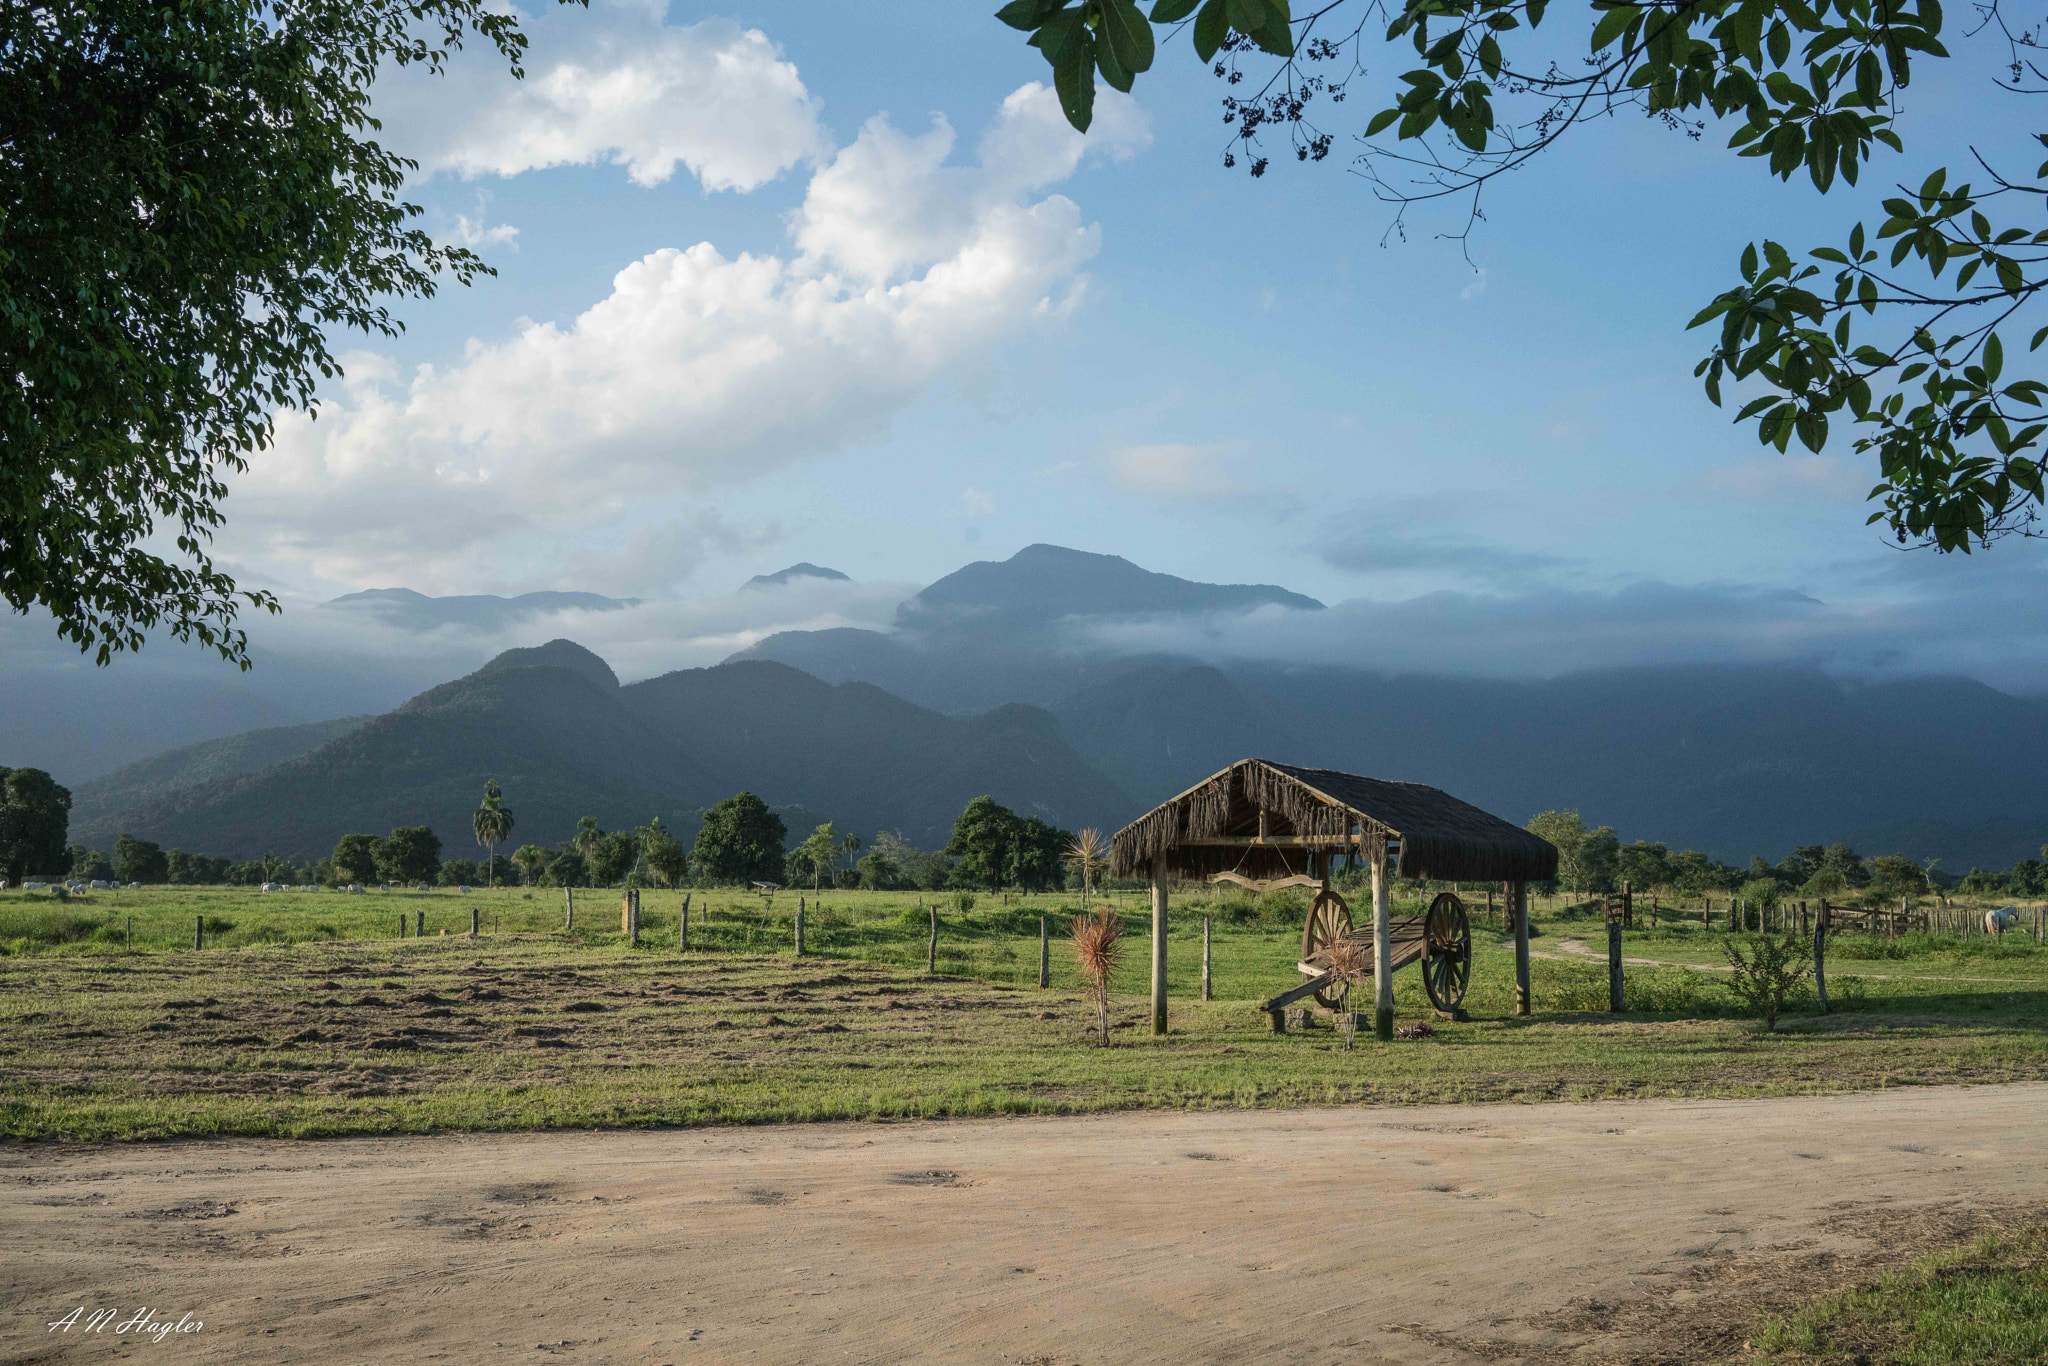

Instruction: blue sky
[27,0,2048,701]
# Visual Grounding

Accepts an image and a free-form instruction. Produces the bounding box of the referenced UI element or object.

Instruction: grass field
[2,882,2045,1141]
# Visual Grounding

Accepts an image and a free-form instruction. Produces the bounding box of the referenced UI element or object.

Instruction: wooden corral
[1110,759,1558,1040]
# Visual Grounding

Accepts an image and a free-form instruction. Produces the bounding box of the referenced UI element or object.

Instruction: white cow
[1985,906,2021,936]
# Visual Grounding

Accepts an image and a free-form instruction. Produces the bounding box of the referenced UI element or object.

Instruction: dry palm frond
[1064,829,1109,907]
[1070,908,1126,1046]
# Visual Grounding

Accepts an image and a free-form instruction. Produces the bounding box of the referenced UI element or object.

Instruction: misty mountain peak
[475,639,620,691]
[744,563,852,589]
[898,543,1324,631]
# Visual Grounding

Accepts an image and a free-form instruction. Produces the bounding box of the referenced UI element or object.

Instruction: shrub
[1070,909,1127,1046]
[1722,931,1813,1030]
[952,890,976,915]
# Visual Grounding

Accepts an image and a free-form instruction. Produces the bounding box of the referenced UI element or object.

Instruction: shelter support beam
[1512,880,1531,1017]
[1372,853,1393,1041]
[1150,876,1168,1035]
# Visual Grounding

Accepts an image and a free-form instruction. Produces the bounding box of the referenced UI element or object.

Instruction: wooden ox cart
[1109,759,1558,1041]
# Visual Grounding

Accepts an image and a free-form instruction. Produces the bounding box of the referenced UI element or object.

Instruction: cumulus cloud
[378,4,827,191]
[225,81,1143,590]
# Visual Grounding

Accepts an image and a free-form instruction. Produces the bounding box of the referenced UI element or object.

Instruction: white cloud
[448,214,520,250]
[378,4,827,191]
[1703,453,1864,500]
[959,488,997,519]
[224,81,1138,590]
[1104,442,1241,499]
[1459,268,1488,301]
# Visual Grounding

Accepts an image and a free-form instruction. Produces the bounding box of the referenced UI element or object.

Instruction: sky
[14,0,2048,727]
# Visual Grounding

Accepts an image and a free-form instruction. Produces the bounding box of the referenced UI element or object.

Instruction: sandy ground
[4,1084,2047,1366]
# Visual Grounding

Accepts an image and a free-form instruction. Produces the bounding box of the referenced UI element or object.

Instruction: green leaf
[1193,0,1229,60]
[996,0,1063,32]
[1227,0,1269,31]
[1053,36,1097,130]
[1100,0,1156,74]
[1590,5,1633,52]
[1985,332,2004,382]
[1095,26,1135,89]
[1150,0,1201,20]
[1364,107,1400,137]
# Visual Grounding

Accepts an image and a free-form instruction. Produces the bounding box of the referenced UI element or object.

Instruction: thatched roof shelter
[1110,758,1557,884]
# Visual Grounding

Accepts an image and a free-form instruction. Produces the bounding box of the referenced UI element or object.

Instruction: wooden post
[1371,851,1393,1041]
[1201,916,1213,1002]
[1486,886,1495,925]
[1150,875,1168,1036]
[470,907,479,939]
[1038,916,1049,988]
[1621,880,1633,929]
[1512,880,1531,1017]
[680,893,690,951]
[126,915,132,950]
[927,903,938,974]
[565,886,574,931]
[630,889,641,946]
[397,913,405,938]
[793,895,804,956]
[1814,920,1829,1014]
[1607,910,1624,1012]
[194,914,203,950]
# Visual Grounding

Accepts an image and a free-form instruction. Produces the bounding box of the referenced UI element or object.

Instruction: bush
[952,890,977,914]
[1722,932,1814,1029]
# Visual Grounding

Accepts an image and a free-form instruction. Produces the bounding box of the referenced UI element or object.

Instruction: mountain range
[49,543,2048,870]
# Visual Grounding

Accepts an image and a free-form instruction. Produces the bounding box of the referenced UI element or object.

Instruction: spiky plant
[1314,937,1372,1049]
[1064,828,1109,910]
[1070,908,1126,1046]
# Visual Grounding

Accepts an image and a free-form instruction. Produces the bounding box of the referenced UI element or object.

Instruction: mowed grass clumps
[4,903,2048,1140]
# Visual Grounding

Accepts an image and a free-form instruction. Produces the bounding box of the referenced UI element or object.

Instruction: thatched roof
[1110,758,1558,884]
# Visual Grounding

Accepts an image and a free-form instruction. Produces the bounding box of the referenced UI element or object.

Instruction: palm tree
[573,816,601,873]
[511,844,547,886]
[1064,828,1108,911]
[472,780,515,888]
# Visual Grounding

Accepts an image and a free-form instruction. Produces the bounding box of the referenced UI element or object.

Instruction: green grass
[1755,1224,2048,1365]
[2,883,2046,1141]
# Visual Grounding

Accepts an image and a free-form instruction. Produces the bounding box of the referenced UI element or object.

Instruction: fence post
[1814,921,1829,1014]
[1201,916,1213,1002]
[680,893,690,951]
[565,886,574,932]
[397,913,405,938]
[1038,915,1049,988]
[194,915,203,950]
[1512,881,1532,1017]
[415,909,424,938]
[1621,880,1633,929]
[1607,910,1624,1012]
[927,904,938,974]
[126,915,132,950]
[470,907,479,939]
[793,896,804,956]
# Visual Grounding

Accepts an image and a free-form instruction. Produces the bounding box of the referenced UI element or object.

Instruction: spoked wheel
[1301,889,1354,1010]
[1423,892,1472,1015]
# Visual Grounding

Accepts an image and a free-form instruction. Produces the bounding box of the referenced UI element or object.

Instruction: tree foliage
[375,825,441,884]
[996,0,2048,550]
[330,832,380,885]
[1,0,581,665]
[691,791,789,885]
[0,766,70,881]
[113,831,168,884]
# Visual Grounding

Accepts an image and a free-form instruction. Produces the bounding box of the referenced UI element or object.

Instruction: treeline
[1528,810,2047,903]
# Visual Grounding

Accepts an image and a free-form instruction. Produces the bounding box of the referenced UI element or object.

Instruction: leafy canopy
[996,0,2048,551]
[2,1,580,666]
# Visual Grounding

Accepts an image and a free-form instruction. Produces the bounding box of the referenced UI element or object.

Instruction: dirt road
[5,1084,2047,1365]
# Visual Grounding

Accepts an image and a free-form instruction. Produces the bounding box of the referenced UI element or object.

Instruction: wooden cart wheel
[1422,892,1472,1015]
[1300,888,1353,1011]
